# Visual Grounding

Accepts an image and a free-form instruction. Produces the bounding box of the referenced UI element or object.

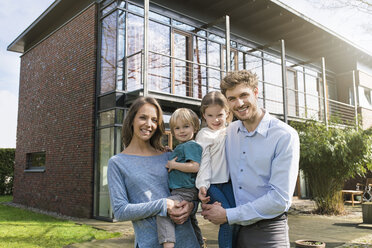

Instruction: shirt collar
[237,109,271,138]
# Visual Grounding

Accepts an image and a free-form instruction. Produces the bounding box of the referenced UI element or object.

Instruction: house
[8,0,372,219]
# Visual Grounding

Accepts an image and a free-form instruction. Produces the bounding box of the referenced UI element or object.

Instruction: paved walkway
[66,199,372,248]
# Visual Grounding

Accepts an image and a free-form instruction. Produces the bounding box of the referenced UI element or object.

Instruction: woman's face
[132,103,158,143]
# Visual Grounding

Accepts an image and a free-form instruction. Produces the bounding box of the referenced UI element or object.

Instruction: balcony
[118,49,357,125]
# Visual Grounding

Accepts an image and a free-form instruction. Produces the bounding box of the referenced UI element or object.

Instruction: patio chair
[356,178,372,202]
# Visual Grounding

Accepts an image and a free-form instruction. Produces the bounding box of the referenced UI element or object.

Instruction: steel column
[321,57,328,129]
[280,39,288,123]
[143,0,149,97]
[225,15,230,73]
[352,70,359,130]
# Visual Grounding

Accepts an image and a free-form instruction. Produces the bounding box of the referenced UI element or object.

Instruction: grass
[0,195,121,248]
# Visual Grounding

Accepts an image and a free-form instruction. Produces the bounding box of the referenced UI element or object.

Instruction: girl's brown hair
[122,97,165,150]
[200,91,232,123]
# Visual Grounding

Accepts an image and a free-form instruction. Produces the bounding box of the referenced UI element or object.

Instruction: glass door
[172,30,193,97]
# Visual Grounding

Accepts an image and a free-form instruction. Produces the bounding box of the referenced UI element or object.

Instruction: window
[26,152,46,171]
[358,86,372,108]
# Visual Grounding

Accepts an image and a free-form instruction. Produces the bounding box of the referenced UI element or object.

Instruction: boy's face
[172,119,195,143]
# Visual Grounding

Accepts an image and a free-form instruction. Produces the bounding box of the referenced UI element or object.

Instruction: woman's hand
[198,187,210,204]
[166,199,176,212]
[168,200,193,225]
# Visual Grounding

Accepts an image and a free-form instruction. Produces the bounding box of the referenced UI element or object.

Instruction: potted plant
[295,240,325,248]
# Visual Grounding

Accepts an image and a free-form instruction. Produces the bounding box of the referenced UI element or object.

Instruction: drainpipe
[321,57,328,129]
[280,39,288,123]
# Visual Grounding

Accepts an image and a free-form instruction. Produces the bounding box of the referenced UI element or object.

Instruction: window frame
[25,152,46,173]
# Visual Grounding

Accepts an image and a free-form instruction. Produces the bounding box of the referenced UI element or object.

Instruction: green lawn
[0,196,121,248]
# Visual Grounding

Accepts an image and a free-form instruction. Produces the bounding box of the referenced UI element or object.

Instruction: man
[201,70,300,247]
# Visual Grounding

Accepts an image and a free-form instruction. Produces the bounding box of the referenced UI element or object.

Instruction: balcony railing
[123,50,357,125]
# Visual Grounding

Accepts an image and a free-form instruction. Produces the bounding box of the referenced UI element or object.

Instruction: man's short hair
[220,70,258,96]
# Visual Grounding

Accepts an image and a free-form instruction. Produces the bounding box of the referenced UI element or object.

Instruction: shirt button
[240,169,243,172]
[239,186,242,189]
[243,152,245,154]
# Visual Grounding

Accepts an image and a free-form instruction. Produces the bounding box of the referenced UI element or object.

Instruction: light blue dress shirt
[225,110,299,226]
[107,152,199,248]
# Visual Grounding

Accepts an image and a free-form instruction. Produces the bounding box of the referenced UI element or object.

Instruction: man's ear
[254,87,259,97]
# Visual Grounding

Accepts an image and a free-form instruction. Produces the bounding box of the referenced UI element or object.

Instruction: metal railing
[123,49,357,125]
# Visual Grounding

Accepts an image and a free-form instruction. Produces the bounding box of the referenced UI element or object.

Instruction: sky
[0,0,371,148]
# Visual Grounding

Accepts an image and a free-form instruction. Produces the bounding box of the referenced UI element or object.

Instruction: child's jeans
[208,181,236,248]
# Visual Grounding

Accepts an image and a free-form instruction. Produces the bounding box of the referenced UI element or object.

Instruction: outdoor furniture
[341,190,364,206]
[357,178,372,202]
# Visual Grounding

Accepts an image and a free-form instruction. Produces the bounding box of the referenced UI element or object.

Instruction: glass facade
[95,0,341,218]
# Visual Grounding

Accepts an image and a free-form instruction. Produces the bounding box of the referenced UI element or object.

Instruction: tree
[292,120,372,215]
[309,0,372,32]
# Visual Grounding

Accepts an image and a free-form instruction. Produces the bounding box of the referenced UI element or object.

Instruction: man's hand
[201,203,227,225]
[165,157,177,172]
[168,200,193,225]
[198,187,210,204]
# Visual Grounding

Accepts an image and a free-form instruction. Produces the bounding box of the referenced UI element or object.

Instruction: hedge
[0,148,15,195]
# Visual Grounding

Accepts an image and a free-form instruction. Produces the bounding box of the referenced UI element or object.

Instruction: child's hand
[166,157,177,172]
[164,146,173,152]
[198,187,210,204]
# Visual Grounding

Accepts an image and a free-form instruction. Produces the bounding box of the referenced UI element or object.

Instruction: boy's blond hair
[169,108,200,137]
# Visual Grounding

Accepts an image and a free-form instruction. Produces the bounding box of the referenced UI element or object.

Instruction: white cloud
[0,91,18,148]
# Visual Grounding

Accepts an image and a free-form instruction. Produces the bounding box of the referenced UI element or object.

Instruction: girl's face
[203,104,228,131]
[132,103,158,143]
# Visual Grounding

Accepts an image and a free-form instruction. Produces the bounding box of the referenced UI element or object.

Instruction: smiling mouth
[237,107,248,113]
[140,129,152,135]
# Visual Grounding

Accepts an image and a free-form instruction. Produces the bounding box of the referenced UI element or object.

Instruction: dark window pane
[149,11,170,24]
[263,60,281,86]
[149,21,171,93]
[127,14,144,91]
[172,20,195,32]
[193,37,207,99]
[117,11,125,91]
[99,110,115,127]
[245,54,262,81]
[102,1,116,15]
[128,3,144,15]
[27,152,46,169]
[100,12,117,94]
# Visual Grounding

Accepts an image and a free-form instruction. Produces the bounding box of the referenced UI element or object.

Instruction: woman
[107,96,199,248]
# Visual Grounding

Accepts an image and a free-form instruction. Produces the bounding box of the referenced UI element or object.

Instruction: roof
[8,0,372,72]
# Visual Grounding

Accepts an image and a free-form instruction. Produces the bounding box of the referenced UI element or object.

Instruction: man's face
[225,84,259,122]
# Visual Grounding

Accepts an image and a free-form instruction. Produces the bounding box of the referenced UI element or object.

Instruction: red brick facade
[14,5,97,218]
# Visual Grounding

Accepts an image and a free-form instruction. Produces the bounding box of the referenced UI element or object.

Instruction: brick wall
[14,4,97,218]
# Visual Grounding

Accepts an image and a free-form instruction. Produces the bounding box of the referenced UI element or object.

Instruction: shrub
[292,120,372,215]
[0,148,15,195]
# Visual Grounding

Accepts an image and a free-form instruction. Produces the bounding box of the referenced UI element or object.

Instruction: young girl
[195,91,236,248]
